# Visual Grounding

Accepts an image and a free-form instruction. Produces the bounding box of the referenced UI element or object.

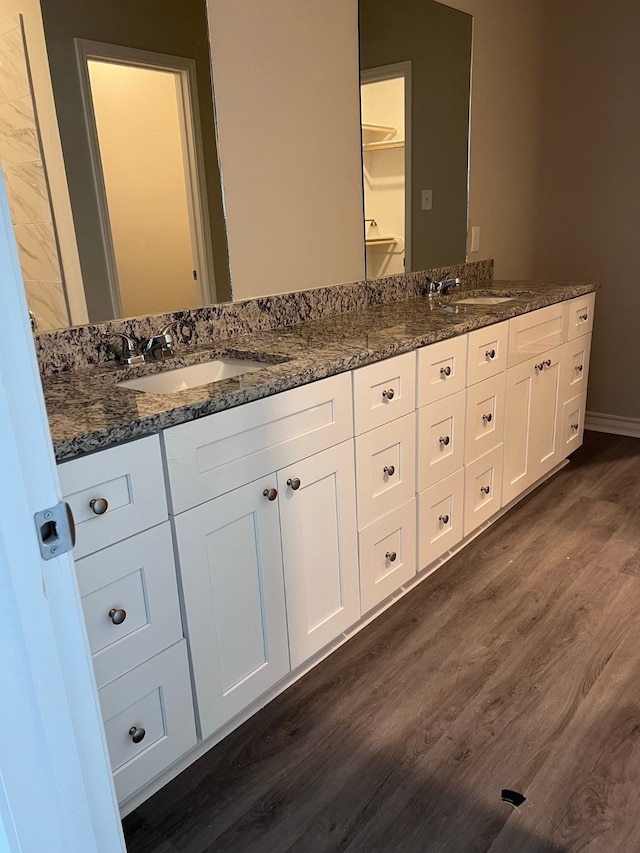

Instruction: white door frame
[0,173,124,850]
[75,39,217,315]
[361,61,412,273]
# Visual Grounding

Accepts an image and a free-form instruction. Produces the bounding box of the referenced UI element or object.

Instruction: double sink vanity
[41,267,597,814]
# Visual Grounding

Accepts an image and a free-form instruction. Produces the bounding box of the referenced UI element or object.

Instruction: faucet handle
[113,333,145,366]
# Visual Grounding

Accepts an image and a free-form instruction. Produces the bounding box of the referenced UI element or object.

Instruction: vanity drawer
[567,292,595,341]
[99,640,196,805]
[164,373,353,514]
[464,445,503,536]
[358,499,416,615]
[417,468,464,570]
[561,393,587,456]
[58,435,168,559]
[466,320,509,386]
[355,413,416,528]
[417,335,467,406]
[507,303,568,367]
[352,351,416,435]
[560,334,591,402]
[465,373,506,465]
[417,390,465,491]
[75,523,183,689]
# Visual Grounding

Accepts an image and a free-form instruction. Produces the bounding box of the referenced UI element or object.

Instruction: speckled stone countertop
[44,279,597,462]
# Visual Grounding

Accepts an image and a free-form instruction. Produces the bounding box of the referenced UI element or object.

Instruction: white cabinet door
[174,478,290,740]
[278,440,359,669]
[561,392,587,456]
[417,390,466,491]
[352,352,416,435]
[463,445,503,536]
[567,292,595,340]
[464,372,506,465]
[466,320,509,386]
[417,468,465,570]
[417,335,467,406]
[503,349,563,505]
[358,499,416,615]
[559,334,591,403]
[507,302,568,367]
[355,413,416,527]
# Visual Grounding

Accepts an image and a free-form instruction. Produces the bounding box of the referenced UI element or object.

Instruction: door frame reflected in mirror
[75,39,217,318]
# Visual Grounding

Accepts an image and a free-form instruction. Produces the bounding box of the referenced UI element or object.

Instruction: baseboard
[585,411,640,438]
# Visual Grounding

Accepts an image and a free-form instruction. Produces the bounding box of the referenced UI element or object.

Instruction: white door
[0,176,124,849]
[174,478,290,740]
[278,440,360,669]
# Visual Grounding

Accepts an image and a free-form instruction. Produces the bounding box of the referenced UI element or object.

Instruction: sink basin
[118,357,269,394]
[454,296,514,306]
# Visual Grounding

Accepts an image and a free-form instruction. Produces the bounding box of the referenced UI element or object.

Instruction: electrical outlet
[421,190,433,211]
[471,226,480,253]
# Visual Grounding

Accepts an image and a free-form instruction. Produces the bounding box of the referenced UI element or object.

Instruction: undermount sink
[118,357,269,394]
[453,296,514,306]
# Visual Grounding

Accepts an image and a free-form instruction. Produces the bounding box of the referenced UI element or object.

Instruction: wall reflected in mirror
[1,0,472,333]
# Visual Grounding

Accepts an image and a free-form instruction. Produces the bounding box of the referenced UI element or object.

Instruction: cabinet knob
[579,312,588,321]
[576,364,584,373]
[383,465,395,477]
[571,422,579,431]
[440,366,452,378]
[128,726,146,744]
[439,436,450,447]
[439,514,449,525]
[287,477,301,491]
[480,485,491,495]
[263,487,278,501]
[382,388,395,400]
[482,413,493,424]
[89,497,108,515]
[385,551,397,563]
[485,349,496,360]
[108,608,126,625]
[543,359,551,368]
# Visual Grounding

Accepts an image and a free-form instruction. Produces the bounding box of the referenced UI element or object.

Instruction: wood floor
[123,431,640,853]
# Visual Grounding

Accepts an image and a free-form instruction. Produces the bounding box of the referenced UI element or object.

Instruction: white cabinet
[418,468,465,568]
[567,292,595,340]
[466,320,509,386]
[503,347,564,505]
[561,392,587,455]
[279,440,359,668]
[417,335,467,405]
[358,500,416,615]
[464,445,503,535]
[507,301,568,367]
[464,373,506,465]
[167,373,359,737]
[59,436,195,806]
[174,477,290,739]
[417,390,466,490]
[352,351,415,434]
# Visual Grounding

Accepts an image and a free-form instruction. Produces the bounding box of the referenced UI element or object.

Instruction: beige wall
[207,0,365,301]
[531,0,640,420]
[435,0,546,280]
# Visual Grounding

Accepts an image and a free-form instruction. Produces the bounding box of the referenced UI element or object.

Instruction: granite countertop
[43,280,597,462]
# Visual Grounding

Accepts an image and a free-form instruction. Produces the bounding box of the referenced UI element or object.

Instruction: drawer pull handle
[579,312,588,321]
[386,551,397,563]
[482,413,493,424]
[480,485,491,495]
[287,477,301,491]
[571,422,580,431]
[439,436,450,447]
[108,608,126,625]
[263,488,278,501]
[485,349,496,360]
[129,726,146,744]
[382,388,395,400]
[440,366,452,378]
[576,364,583,372]
[439,514,449,525]
[384,465,396,477]
[89,497,108,515]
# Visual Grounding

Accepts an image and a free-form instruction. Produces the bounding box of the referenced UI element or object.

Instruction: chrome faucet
[426,277,462,298]
[113,333,145,366]
[144,323,177,362]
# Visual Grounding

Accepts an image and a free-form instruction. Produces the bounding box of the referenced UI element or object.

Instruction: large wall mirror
[1,0,472,332]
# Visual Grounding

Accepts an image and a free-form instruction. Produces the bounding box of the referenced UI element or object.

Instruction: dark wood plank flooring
[123,431,640,853]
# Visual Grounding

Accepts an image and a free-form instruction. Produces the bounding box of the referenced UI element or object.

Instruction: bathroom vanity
[45,273,596,814]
